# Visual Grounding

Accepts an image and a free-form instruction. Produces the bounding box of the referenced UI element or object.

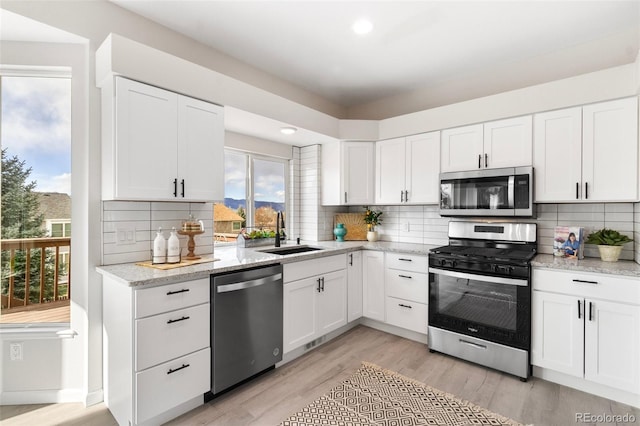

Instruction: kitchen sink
[257,245,324,256]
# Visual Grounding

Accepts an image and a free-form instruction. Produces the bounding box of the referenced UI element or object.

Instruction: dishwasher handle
[217,273,282,293]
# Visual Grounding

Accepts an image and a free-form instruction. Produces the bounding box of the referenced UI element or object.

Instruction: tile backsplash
[102,201,214,265]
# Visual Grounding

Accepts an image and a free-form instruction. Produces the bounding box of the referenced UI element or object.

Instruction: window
[214,149,288,243]
[0,73,72,324]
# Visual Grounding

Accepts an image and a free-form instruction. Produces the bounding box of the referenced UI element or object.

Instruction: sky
[1,75,71,195]
[224,151,285,202]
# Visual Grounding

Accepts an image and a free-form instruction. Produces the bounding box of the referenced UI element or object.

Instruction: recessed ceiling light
[352,19,373,35]
[280,126,297,135]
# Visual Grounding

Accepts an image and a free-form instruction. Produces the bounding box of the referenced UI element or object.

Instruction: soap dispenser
[167,227,181,264]
[152,227,166,264]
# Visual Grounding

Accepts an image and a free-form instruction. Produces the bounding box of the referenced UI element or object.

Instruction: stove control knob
[490,264,498,273]
[438,259,446,267]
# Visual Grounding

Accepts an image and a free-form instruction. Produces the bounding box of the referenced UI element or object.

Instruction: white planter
[597,245,623,262]
[366,231,379,242]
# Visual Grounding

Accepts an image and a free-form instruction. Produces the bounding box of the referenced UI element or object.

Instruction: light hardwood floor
[2,325,639,425]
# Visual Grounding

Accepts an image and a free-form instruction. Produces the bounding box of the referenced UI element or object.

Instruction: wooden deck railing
[1,237,71,311]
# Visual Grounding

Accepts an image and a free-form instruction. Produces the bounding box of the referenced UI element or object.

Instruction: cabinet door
[115,77,178,200]
[283,276,318,353]
[375,138,406,204]
[317,269,348,335]
[533,107,582,202]
[585,299,640,393]
[405,131,440,204]
[177,96,224,201]
[362,251,385,321]
[582,97,638,201]
[531,291,584,378]
[440,124,483,172]
[343,142,375,205]
[483,116,532,169]
[347,251,363,322]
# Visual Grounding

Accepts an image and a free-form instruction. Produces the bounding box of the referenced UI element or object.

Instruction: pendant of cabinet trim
[534,97,638,202]
[102,77,224,201]
[376,132,440,204]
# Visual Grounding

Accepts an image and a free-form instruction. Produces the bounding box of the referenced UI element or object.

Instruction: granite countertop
[532,254,640,278]
[96,240,439,287]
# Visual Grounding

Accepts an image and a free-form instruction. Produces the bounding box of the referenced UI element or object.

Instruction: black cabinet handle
[478,154,481,169]
[576,182,579,199]
[181,179,185,197]
[167,316,190,324]
[398,258,412,262]
[398,274,412,279]
[484,153,488,168]
[344,192,348,203]
[589,301,593,321]
[577,300,581,319]
[167,364,190,375]
[166,288,190,295]
[404,190,408,202]
[349,253,353,266]
[398,303,412,309]
[320,277,325,292]
[317,278,321,293]
[585,182,588,199]
[572,279,598,285]
[173,178,178,197]
[400,190,404,203]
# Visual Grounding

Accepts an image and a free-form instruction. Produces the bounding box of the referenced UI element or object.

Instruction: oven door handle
[428,267,528,287]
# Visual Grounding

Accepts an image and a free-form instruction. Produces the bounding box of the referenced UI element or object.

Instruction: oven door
[428,267,530,350]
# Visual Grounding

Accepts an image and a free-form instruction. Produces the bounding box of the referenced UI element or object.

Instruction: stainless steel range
[428,221,537,380]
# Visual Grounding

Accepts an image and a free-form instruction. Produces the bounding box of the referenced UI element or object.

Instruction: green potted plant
[585,228,633,262]
[363,206,383,242]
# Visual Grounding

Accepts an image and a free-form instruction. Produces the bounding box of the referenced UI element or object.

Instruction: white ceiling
[110,0,640,109]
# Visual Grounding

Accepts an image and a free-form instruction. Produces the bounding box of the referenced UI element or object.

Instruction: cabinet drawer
[135,278,210,318]
[135,347,210,425]
[385,270,428,304]
[385,253,428,273]
[136,303,210,371]
[533,268,640,304]
[385,297,428,334]
[284,254,345,283]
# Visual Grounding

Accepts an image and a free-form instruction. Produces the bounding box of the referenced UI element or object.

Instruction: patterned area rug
[280,362,524,426]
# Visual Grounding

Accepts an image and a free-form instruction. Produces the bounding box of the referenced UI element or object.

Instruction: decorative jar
[333,223,347,242]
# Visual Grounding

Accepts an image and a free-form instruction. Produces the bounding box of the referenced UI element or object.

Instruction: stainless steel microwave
[439,167,533,217]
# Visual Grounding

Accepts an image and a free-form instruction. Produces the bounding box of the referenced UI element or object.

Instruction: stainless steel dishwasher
[210,264,283,396]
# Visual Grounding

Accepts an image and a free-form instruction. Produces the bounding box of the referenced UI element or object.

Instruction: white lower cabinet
[283,254,347,353]
[362,250,385,321]
[532,268,640,395]
[347,251,363,322]
[384,253,428,334]
[103,276,211,426]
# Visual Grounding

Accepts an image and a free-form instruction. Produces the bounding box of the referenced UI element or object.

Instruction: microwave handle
[508,175,515,208]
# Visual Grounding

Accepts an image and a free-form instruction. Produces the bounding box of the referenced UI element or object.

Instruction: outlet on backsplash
[402,222,410,232]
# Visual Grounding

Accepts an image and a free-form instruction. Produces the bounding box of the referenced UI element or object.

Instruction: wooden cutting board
[334,213,368,241]
[136,256,219,270]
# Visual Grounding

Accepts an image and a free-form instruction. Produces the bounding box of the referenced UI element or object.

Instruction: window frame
[218,148,289,244]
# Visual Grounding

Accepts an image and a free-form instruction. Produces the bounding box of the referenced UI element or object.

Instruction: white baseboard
[85,389,104,407]
[0,388,85,405]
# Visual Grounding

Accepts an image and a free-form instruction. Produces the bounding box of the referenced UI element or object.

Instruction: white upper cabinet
[534,97,638,202]
[440,124,484,172]
[533,107,583,202]
[582,98,638,201]
[376,132,440,204]
[321,141,375,205]
[483,116,533,169]
[104,77,224,201]
[441,117,532,173]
